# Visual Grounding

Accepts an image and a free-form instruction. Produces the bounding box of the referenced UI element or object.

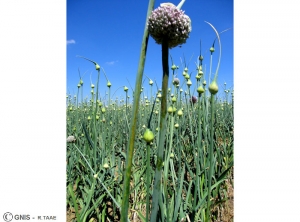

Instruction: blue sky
[67,0,233,101]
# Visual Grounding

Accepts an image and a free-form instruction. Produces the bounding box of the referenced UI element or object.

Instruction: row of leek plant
[66,55,233,222]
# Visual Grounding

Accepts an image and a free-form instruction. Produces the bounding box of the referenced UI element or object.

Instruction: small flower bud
[103,163,109,169]
[168,106,174,113]
[197,86,205,94]
[209,81,219,95]
[143,128,154,143]
[177,109,183,116]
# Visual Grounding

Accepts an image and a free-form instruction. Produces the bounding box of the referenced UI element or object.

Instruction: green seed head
[174,123,179,128]
[91,84,95,88]
[143,128,154,143]
[203,80,207,86]
[103,163,109,169]
[209,81,219,95]
[95,64,100,70]
[187,79,192,86]
[184,74,190,79]
[171,64,177,70]
[177,109,183,116]
[210,47,215,53]
[149,80,153,85]
[198,70,203,77]
[170,153,174,158]
[171,96,177,103]
[80,79,83,85]
[107,81,112,87]
[199,55,204,61]
[77,84,81,88]
[124,86,128,92]
[101,107,106,113]
[197,86,205,94]
[167,106,174,113]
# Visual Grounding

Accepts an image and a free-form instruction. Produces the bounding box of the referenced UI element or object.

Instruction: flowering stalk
[150,37,169,222]
[77,56,101,172]
[205,21,222,222]
[120,0,155,221]
[148,2,191,220]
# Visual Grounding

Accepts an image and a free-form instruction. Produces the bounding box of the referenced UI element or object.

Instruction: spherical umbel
[147,4,192,48]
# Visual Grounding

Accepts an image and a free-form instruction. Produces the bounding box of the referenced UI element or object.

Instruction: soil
[66,177,234,222]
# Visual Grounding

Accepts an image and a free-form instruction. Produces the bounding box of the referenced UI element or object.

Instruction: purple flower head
[190,95,197,104]
[147,5,192,48]
[173,78,180,85]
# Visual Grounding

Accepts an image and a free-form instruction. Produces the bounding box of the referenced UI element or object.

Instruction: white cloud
[66,39,75,45]
[105,60,118,65]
